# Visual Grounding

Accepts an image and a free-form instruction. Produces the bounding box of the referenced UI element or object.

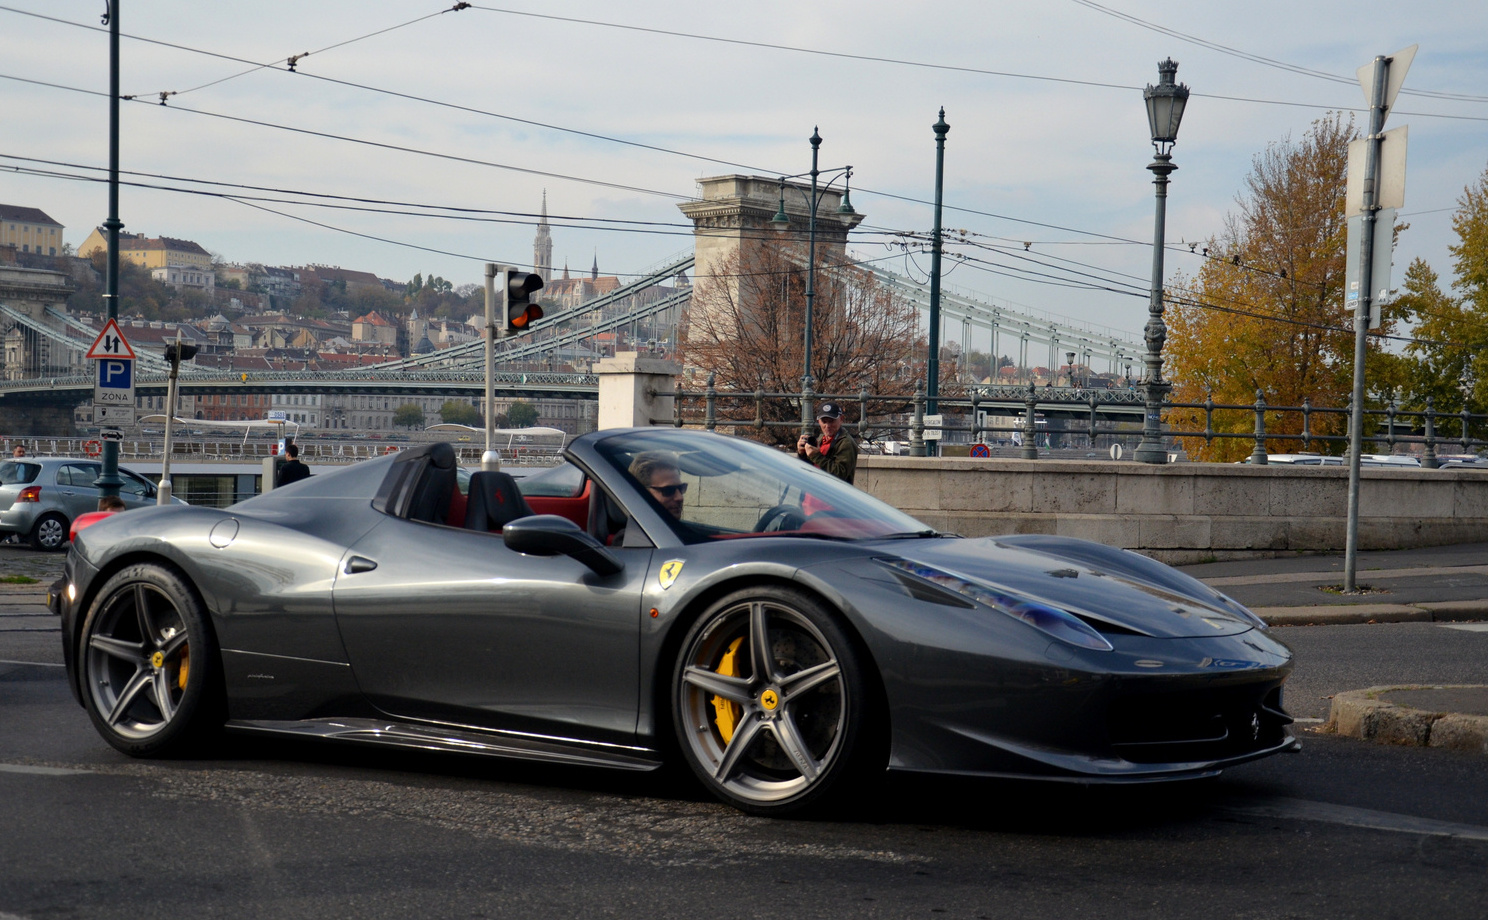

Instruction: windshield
[591,429,931,543]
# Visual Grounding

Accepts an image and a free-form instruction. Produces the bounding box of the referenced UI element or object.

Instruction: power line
[466,4,1488,121]
[165,6,463,99]
[0,72,693,201]
[1069,0,1488,105]
[7,3,1479,264]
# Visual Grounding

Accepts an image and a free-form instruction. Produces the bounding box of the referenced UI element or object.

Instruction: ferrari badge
[658,559,684,590]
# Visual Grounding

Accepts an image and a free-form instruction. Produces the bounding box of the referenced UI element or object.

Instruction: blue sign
[98,359,133,389]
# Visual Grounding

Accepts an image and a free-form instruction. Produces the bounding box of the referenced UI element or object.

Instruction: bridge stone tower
[0,265,79,381]
[677,175,863,301]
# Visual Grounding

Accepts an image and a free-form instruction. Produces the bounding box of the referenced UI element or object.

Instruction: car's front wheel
[29,512,68,551]
[79,563,223,756]
[673,585,882,816]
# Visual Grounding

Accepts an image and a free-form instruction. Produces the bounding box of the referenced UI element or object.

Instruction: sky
[1,1,1485,351]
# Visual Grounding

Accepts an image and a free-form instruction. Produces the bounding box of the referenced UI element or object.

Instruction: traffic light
[164,342,198,366]
[501,270,545,335]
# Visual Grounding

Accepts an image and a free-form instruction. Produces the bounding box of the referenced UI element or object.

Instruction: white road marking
[0,763,91,776]
[1441,623,1488,632]
[1223,796,1488,841]
[1293,717,1325,723]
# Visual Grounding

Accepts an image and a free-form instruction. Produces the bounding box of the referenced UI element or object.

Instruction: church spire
[532,189,553,283]
[591,249,598,281]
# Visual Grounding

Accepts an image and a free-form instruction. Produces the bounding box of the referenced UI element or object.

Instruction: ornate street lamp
[1133,58,1189,464]
[771,128,856,433]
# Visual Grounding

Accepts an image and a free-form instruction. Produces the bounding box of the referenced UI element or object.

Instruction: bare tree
[681,245,920,443]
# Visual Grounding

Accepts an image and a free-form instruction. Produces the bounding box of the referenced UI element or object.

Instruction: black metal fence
[668,376,1486,466]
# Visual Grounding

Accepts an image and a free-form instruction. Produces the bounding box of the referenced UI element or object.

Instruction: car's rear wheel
[29,512,68,551]
[673,585,881,816]
[79,563,223,756]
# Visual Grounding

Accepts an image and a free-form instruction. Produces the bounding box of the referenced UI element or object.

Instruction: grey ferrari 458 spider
[59,427,1296,815]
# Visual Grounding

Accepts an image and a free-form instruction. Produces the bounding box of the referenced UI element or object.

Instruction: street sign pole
[1344,46,1414,592]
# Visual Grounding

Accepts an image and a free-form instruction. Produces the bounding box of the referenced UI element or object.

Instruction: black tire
[29,512,68,552]
[78,563,223,757]
[672,585,883,816]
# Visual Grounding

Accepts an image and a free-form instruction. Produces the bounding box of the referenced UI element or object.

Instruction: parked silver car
[0,457,177,551]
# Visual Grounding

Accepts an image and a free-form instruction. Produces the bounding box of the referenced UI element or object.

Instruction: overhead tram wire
[464,5,1488,122]
[157,5,467,101]
[11,15,1452,307]
[8,3,1483,128]
[947,248,1467,351]
[0,72,692,202]
[0,4,774,176]
[1068,0,1488,104]
[7,154,1453,350]
[3,149,1322,303]
[10,10,1478,261]
[0,156,907,261]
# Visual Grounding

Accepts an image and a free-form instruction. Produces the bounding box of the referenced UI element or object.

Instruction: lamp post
[926,108,950,457]
[771,128,856,435]
[1133,58,1189,465]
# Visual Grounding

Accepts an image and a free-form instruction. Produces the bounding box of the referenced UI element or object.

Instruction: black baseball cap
[817,402,843,419]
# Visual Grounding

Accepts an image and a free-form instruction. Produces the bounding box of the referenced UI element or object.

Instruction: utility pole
[98,0,123,500]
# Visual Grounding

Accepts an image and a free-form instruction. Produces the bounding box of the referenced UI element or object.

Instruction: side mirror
[502,514,622,577]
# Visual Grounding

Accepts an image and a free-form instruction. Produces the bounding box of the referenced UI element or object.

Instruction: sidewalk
[1181,543,1488,753]
[1179,542,1488,627]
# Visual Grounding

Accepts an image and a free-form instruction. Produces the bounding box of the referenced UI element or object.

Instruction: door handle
[344,555,378,574]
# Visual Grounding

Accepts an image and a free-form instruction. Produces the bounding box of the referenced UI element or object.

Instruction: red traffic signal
[503,270,545,334]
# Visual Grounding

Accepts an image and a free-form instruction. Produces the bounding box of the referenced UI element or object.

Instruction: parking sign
[90,320,136,424]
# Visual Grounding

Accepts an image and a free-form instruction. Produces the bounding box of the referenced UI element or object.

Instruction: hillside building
[0,204,65,256]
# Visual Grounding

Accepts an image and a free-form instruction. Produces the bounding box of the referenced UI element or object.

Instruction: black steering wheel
[752,504,807,533]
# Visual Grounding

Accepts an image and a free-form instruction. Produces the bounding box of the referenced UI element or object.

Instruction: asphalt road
[2,546,1486,919]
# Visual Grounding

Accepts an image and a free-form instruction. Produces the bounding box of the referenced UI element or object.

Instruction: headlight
[881,559,1113,651]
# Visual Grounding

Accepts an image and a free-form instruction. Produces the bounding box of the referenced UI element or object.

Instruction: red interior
[445,486,468,529]
[525,479,592,531]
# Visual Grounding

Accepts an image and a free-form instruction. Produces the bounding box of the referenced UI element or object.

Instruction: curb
[1325,685,1488,755]
[1256,600,1488,627]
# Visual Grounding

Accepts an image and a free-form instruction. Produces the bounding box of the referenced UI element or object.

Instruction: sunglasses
[648,482,688,497]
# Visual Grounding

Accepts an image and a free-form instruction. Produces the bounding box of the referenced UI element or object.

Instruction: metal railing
[666,378,1486,465]
[0,437,568,468]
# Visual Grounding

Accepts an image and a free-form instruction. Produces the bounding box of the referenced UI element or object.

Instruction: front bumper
[882,629,1297,782]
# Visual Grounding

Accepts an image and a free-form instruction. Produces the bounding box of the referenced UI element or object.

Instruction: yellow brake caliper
[177,644,190,690]
[711,637,743,743]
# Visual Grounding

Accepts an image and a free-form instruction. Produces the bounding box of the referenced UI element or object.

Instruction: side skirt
[226,717,663,772]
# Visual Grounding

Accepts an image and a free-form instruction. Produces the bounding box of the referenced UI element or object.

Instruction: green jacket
[807,430,858,483]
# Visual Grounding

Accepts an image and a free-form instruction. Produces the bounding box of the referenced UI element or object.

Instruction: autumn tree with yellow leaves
[1399,163,1488,419]
[1164,114,1409,460]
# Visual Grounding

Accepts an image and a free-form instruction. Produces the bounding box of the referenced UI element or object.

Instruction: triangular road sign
[86,318,137,360]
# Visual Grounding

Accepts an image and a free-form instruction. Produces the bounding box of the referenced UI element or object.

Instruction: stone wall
[0,402,77,437]
[856,457,1488,563]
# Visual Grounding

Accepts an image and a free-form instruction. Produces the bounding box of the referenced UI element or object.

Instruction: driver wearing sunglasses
[628,452,687,519]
